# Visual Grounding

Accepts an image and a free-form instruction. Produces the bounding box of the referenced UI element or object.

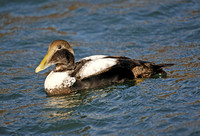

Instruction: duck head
[35,40,75,73]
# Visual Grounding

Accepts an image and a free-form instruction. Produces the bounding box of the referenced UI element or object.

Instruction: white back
[76,55,117,79]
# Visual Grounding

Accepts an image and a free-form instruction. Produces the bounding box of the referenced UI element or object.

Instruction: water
[0,0,200,135]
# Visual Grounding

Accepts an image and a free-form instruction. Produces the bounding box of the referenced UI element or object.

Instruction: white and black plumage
[35,40,173,96]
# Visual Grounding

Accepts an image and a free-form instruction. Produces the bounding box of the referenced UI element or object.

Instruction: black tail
[149,63,174,78]
[118,59,174,78]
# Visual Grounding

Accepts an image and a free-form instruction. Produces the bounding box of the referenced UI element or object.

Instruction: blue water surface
[0,0,200,135]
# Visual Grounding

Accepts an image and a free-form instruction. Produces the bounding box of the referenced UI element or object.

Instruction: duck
[35,40,173,96]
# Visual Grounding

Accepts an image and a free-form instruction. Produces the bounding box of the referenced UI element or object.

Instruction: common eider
[35,40,173,96]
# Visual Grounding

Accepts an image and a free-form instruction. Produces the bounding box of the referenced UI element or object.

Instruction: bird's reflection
[44,93,84,120]
[46,93,83,108]
[44,79,142,120]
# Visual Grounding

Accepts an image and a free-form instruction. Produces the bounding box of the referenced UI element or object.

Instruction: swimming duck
[35,40,173,96]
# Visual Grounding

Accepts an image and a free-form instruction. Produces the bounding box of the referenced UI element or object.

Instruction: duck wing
[73,55,174,80]
[70,55,174,91]
[73,55,120,80]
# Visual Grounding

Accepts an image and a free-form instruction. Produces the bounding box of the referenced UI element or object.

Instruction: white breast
[76,56,117,79]
[44,71,76,90]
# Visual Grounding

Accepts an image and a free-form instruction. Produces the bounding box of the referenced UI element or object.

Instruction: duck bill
[35,50,54,73]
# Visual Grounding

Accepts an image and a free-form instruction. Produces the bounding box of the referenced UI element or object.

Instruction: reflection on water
[46,94,83,109]
[44,84,130,120]
[0,0,200,135]
[45,96,80,121]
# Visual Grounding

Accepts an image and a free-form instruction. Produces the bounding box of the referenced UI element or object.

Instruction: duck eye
[58,45,62,49]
